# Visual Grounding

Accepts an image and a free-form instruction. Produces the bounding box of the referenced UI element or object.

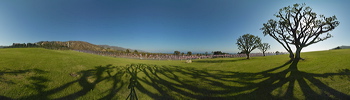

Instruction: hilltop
[98,45,147,52]
[9,41,145,52]
[38,41,104,51]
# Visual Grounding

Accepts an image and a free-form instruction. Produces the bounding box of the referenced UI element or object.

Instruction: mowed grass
[0,48,349,99]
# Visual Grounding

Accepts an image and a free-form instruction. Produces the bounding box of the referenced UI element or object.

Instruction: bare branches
[261,3,339,59]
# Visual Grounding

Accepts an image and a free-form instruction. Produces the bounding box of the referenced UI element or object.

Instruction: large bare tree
[236,34,261,59]
[261,3,339,60]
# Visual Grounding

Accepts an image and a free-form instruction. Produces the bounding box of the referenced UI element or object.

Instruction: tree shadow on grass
[126,64,143,100]
[0,68,48,100]
[9,61,350,100]
[233,59,350,99]
[0,68,47,84]
[131,63,291,99]
[20,64,127,100]
[131,60,350,99]
[0,96,12,100]
[193,58,247,63]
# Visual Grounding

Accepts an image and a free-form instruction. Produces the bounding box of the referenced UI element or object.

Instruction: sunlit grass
[0,48,349,99]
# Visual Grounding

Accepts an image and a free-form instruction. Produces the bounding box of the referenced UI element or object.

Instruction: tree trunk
[246,53,250,59]
[295,48,302,60]
[289,58,300,71]
[288,51,294,60]
[263,52,266,56]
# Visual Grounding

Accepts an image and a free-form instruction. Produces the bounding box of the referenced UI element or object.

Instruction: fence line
[74,50,286,60]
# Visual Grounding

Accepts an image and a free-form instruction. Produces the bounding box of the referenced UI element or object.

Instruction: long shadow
[5,61,349,99]
[0,96,13,100]
[126,64,144,100]
[131,60,350,99]
[194,58,247,63]
[286,60,350,99]
[0,68,48,100]
[0,68,47,84]
[19,64,127,100]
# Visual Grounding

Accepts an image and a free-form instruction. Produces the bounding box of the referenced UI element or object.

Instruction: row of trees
[9,42,70,50]
[125,49,138,54]
[174,51,230,56]
[174,51,192,56]
[238,3,339,60]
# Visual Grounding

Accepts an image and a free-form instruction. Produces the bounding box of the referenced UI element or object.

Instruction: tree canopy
[236,34,261,59]
[126,49,130,53]
[174,51,180,55]
[187,51,192,56]
[258,43,270,56]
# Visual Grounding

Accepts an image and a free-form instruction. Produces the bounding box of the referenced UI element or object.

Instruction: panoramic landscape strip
[1,1,350,100]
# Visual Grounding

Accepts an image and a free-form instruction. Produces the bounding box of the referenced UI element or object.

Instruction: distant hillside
[36,41,104,51]
[331,45,350,50]
[10,41,104,51]
[8,41,147,52]
[98,45,147,52]
[99,45,126,51]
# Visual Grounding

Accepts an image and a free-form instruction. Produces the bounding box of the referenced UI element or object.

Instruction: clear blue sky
[0,0,349,53]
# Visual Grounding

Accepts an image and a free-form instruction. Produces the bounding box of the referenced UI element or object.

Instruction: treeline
[173,51,230,56]
[9,42,70,50]
[6,41,148,54]
[8,41,109,51]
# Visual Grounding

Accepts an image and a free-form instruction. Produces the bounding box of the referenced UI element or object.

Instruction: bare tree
[258,43,270,56]
[261,3,339,60]
[236,34,261,59]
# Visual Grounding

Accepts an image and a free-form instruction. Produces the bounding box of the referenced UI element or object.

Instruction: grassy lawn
[0,48,349,99]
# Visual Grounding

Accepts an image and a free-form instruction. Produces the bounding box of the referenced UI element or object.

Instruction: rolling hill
[331,45,350,50]
[98,45,146,52]
[38,41,104,51]
[9,41,146,53]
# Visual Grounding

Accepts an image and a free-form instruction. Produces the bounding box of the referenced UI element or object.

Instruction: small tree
[187,51,192,56]
[261,3,339,60]
[236,34,261,59]
[174,51,180,55]
[258,43,270,56]
[213,51,221,55]
[134,50,138,53]
[126,49,130,53]
[275,51,280,55]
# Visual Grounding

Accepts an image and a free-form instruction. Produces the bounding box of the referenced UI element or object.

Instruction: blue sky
[0,0,349,53]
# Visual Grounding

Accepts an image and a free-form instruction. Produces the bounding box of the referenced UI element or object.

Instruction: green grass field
[0,48,349,100]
